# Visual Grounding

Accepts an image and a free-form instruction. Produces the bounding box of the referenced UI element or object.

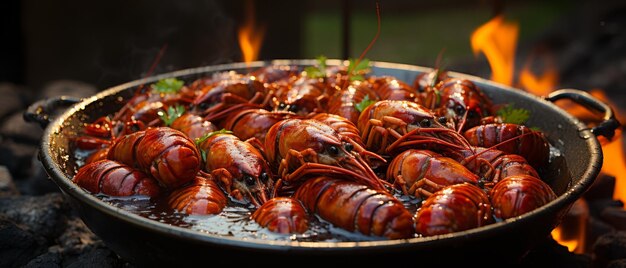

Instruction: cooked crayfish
[265,119,386,192]
[421,78,493,132]
[223,109,298,143]
[251,197,310,234]
[443,147,541,188]
[197,132,273,207]
[357,100,469,155]
[415,183,493,236]
[369,76,418,102]
[489,174,556,220]
[463,123,550,168]
[74,160,161,197]
[327,80,378,124]
[170,113,218,141]
[294,176,414,239]
[107,127,201,189]
[386,149,478,198]
[167,172,227,215]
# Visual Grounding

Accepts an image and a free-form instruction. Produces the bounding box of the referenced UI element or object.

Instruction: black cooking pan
[25,60,620,266]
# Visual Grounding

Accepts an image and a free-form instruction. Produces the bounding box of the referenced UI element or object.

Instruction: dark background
[1,0,625,102]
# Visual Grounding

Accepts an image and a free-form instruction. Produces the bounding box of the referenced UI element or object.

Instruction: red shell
[251,197,309,234]
[294,176,414,239]
[73,160,161,197]
[168,175,227,215]
[489,175,556,220]
[416,183,493,236]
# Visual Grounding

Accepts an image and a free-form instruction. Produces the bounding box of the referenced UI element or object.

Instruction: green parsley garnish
[496,104,530,125]
[305,55,328,79]
[194,129,233,146]
[200,150,207,163]
[348,58,371,81]
[355,95,376,112]
[151,78,184,94]
[158,105,185,127]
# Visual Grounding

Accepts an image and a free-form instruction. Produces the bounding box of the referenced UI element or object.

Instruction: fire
[238,0,265,65]
[472,14,626,253]
[586,90,626,206]
[470,15,518,86]
[551,222,580,253]
[518,55,558,96]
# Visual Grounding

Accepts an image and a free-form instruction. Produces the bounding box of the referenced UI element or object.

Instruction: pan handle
[545,89,621,140]
[24,96,81,129]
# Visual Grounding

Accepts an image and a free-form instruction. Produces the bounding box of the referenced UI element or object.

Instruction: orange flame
[238,0,265,65]
[551,226,580,253]
[471,15,518,86]
[519,55,558,96]
[586,90,626,206]
[472,14,626,252]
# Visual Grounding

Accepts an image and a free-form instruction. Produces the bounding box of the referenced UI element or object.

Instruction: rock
[593,231,626,268]
[0,166,18,197]
[65,248,121,268]
[16,158,60,196]
[0,215,45,268]
[520,236,591,268]
[0,140,38,178]
[602,207,626,231]
[1,111,44,144]
[584,173,616,201]
[39,80,97,100]
[0,193,69,241]
[0,83,25,120]
[588,199,624,218]
[57,217,103,255]
[23,251,61,268]
[586,216,616,256]
[608,259,626,268]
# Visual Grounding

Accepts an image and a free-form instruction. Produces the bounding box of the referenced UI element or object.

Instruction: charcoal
[0,165,18,197]
[608,259,626,268]
[584,174,616,201]
[0,83,25,120]
[23,251,61,268]
[0,140,38,178]
[57,217,103,255]
[0,215,45,268]
[593,231,626,268]
[0,143,16,173]
[589,199,624,218]
[1,111,44,144]
[0,193,69,241]
[587,216,616,255]
[39,80,97,100]
[601,207,626,231]
[16,158,60,196]
[519,236,591,268]
[65,248,121,268]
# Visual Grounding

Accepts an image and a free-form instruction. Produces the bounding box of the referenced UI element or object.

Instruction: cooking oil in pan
[85,142,570,242]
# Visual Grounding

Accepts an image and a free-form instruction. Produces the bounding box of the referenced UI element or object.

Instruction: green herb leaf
[496,104,531,125]
[194,129,233,146]
[158,105,186,127]
[529,126,542,132]
[200,149,207,163]
[317,55,327,71]
[430,68,444,88]
[151,78,184,94]
[348,58,370,81]
[355,95,376,112]
[305,55,327,78]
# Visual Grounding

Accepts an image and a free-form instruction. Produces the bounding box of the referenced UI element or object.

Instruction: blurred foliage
[303,1,572,67]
